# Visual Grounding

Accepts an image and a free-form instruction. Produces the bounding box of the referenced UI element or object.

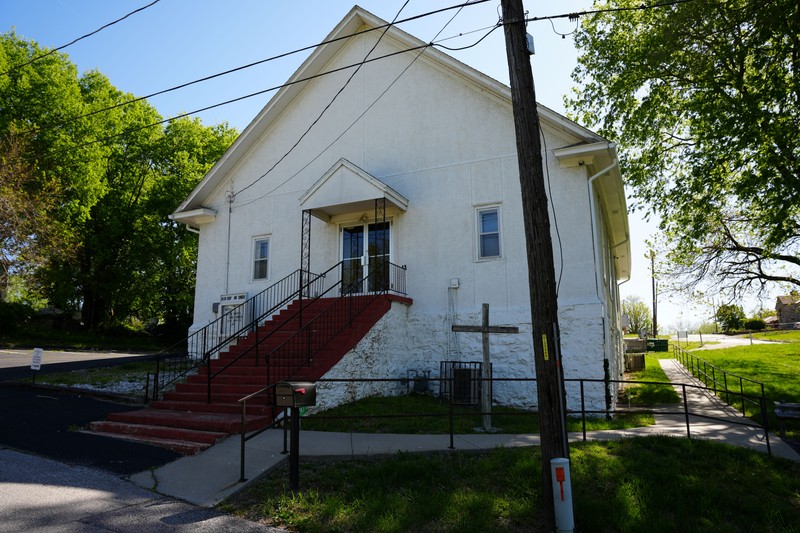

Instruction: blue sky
[2,0,716,328]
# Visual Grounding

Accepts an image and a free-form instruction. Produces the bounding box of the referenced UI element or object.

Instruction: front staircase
[89,294,409,454]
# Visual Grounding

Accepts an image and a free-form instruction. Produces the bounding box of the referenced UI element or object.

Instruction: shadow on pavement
[0,384,180,475]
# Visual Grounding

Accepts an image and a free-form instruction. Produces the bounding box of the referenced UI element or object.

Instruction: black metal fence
[237,374,772,480]
[672,345,767,419]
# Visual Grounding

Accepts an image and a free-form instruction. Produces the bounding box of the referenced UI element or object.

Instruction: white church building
[171,7,631,414]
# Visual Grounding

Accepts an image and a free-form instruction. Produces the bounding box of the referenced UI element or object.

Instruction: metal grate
[439,361,484,405]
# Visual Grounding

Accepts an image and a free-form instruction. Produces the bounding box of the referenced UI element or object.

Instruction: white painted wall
[183,21,625,413]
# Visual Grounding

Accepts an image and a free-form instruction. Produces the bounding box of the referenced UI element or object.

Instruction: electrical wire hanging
[234,0,411,197]
[548,18,579,40]
[521,0,697,25]
[234,0,475,207]
[15,0,493,136]
[1,0,162,77]
[3,0,698,168]
[20,43,430,165]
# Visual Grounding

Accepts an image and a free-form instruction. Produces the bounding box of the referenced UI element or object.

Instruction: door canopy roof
[300,158,409,221]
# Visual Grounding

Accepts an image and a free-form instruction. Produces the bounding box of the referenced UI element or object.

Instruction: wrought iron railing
[207,260,406,402]
[672,345,767,419]
[236,374,773,480]
[146,269,311,401]
[234,261,407,469]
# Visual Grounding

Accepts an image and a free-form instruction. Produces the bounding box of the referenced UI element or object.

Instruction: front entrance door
[342,222,390,294]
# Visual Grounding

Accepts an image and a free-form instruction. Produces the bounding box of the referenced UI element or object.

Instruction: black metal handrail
[203,262,341,401]
[224,261,405,401]
[672,345,767,419]
[262,261,408,386]
[147,269,311,401]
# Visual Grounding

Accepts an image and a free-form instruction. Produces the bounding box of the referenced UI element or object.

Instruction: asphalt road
[0,384,181,474]
[0,445,280,532]
[0,354,281,531]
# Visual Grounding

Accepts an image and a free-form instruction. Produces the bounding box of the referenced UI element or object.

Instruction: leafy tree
[132,118,237,333]
[622,294,652,335]
[0,32,237,331]
[568,0,800,301]
[0,128,58,300]
[0,33,105,305]
[716,304,745,333]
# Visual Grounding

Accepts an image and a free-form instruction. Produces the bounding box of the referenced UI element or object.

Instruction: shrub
[0,301,34,334]
[744,318,766,331]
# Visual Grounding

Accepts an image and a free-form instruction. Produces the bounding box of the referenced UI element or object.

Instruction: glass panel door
[342,225,364,294]
[367,222,390,292]
[341,222,391,294]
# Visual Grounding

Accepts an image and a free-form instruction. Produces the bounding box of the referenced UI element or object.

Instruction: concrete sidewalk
[131,358,800,507]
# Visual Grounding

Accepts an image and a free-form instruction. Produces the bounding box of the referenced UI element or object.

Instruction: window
[253,237,269,280]
[477,207,501,259]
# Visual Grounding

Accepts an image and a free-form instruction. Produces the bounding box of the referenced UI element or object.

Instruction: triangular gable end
[172,6,606,219]
[299,158,409,221]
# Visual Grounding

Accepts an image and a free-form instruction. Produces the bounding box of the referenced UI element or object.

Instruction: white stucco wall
[182,20,626,414]
[312,298,612,414]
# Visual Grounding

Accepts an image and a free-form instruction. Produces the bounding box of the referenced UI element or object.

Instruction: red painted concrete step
[88,294,411,455]
[107,408,270,433]
[90,420,227,445]
[148,400,273,416]
[89,431,215,455]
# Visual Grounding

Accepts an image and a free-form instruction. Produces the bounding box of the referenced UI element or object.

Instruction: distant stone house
[776,293,800,324]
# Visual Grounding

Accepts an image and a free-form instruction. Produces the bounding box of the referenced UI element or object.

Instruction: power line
[15,4,496,165]
[522,0,698,24]
[234,1,411,197]
[5,0,699,166]
[18,0,493,136]
[1,0,162,77]
[434,23,500,51]
[33,43,430,163]
[12,0,694,141]
[236,0,478,206]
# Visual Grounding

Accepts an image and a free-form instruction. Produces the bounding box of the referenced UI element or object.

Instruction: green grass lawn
[620,353,681,405]
[302,394,654,435]
[221,436,800,533]
[750,329,800,343]
[682,343,800,438]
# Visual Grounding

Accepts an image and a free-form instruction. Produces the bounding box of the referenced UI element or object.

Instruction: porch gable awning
[299,158,409,221]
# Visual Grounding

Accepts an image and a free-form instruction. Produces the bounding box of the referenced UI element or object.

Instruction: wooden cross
[451,303,519,431]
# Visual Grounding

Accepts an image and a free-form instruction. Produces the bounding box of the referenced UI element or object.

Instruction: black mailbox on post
[275,381,317,407]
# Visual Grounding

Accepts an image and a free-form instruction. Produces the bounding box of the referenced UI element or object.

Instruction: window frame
[476,205,502,261]
[252,235,270,281]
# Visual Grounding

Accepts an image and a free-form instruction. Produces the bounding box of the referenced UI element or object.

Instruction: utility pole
[650,250,658,337]
[500,0,569,529]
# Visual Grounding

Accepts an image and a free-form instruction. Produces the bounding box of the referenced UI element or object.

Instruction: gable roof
[172,6,607,217]
[777,294,800,306]
[170,6,629,280]
[300,158,409,221]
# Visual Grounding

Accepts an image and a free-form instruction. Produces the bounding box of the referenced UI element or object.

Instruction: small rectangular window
[253,238,269,280]
[478,207,501,259]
